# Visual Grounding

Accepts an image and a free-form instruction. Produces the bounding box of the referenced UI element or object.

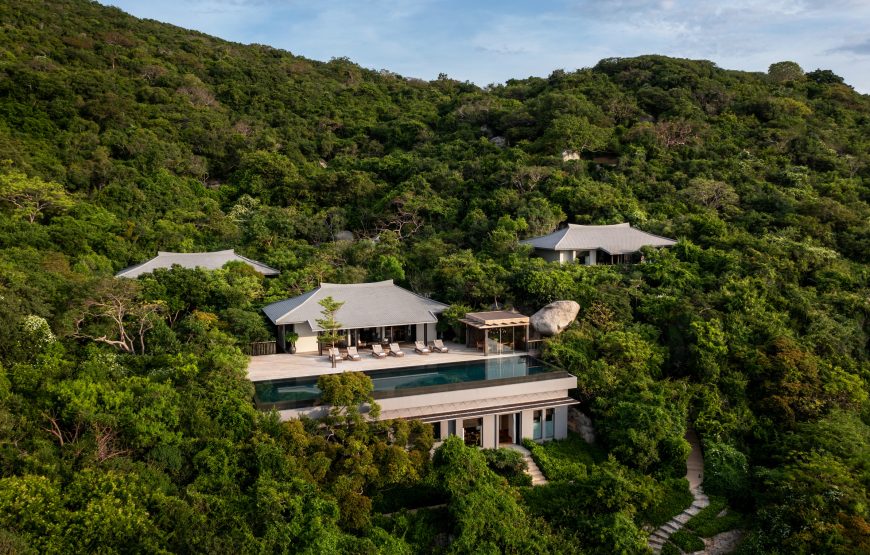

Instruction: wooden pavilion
[459,311,530,356]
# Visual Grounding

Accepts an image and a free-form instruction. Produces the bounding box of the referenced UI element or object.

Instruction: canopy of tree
[0,0,868,552]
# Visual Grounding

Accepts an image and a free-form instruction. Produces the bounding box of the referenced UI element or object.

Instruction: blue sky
[103,1,870,92]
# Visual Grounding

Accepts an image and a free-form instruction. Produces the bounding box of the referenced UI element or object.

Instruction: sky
[102,0,870,93]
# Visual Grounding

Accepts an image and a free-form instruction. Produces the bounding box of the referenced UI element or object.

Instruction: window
[545,408,555,439]
[532,410,542,440]
[432,422,442,440]
[447,420,456,437]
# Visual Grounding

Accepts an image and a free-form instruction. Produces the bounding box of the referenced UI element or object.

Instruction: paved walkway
[247,343,520,381]
[504,444,548,486]
[648,429,709,554]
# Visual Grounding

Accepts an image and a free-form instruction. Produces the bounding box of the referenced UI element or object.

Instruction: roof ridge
[320,280,394,288]
[155,249,236,256]
[566,222,631,228]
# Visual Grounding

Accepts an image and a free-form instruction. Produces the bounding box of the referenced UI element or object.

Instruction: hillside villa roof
[520,223,676,255]
[116,250,279,278]
[263,280,448,331]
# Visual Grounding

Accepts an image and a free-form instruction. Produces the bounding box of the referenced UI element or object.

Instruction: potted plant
[285,331,299,354]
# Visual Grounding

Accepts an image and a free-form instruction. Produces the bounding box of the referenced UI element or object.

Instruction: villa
[116,249,279,278]
[262,280,448,354]
[251,281,578,448]
[521,223,677,265]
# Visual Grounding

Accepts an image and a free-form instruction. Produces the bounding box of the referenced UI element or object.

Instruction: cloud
[830,38,870,55]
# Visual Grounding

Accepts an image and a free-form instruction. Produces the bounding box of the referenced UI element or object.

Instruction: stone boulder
[530,300,580,336]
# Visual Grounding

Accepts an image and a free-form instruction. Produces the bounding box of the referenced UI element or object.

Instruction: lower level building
[252,352,577,447]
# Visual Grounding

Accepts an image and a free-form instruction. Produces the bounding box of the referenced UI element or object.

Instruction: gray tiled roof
[116,250,279,278]
[262,280,448,330]
[520,223,676,255]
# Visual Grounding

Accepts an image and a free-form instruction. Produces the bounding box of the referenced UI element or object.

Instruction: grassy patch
[661,542,681,555]
[686,497,743,537]
[670,529,704,552]
[639,478,693,527]
[522,433,605,482]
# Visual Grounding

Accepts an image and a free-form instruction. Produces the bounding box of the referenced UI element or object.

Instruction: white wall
[426,322,437,342]
[536,249,561,263]
[293,321,319,353]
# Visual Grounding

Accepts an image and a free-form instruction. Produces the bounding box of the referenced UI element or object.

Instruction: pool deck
[246,342,521,382]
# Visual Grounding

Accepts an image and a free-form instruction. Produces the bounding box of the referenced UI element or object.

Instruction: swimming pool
[253,355,563,410]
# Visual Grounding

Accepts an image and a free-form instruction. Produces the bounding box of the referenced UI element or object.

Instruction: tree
[767,61,805,83]
[0,166,73,223]
[680,178,738,213]
[317,296,344,368]
[71,278,165,354]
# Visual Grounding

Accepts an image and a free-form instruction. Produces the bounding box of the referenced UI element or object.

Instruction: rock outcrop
[530,300,580,336]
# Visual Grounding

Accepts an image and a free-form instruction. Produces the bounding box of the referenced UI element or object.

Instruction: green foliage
[481,447,531,487]
[593,381,691,475]
[523,434,604,482]
[702,441,750,501]
[686,497,743,537]
[432,437,571,553]
[639,478,693,527]
[0,166,73,224]
[0,1,867,550]
[669,529,705,552]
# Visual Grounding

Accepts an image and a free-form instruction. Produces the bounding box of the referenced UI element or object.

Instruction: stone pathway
[648,429,708,554]
[504,444,548,486]
[703,530,745,555]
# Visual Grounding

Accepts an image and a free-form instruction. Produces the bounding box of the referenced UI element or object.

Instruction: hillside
[0,0,868,553]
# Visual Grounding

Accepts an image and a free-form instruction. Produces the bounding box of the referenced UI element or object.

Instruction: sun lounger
[431,339,449,353]
[345,346,361,361]
[327,347,341,363]
[389,342,405,357]
[414,341,431,354]
[371,344,387,358]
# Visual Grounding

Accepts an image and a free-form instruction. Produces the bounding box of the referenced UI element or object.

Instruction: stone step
[661,523,680,534]
[673,512,692,524]
[685,505,702,516]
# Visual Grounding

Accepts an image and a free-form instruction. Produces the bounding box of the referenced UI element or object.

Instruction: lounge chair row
[327,340,450,362]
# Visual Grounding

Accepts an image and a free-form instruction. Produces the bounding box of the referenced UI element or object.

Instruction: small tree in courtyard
[317,296,344,368]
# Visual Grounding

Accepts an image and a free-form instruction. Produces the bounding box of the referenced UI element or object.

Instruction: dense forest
[0,0,868,553]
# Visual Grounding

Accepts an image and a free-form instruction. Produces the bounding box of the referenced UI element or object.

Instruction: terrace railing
[247,341,277,356]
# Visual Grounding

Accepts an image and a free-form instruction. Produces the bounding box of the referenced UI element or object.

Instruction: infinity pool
[253,355,556,410]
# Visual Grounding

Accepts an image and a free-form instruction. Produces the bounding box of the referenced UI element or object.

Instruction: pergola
[459,311,530,356]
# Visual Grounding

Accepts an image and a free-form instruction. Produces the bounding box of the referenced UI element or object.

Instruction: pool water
[253,355,554,409]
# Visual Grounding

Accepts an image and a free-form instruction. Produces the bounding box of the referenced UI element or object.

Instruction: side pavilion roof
[116,249,279,278]
[520,223,676,255]
[262,280,448,331]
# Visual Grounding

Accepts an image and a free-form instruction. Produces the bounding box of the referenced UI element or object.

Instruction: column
[520,410,534,441]
[555,406,569,439]
[482,415,496,448]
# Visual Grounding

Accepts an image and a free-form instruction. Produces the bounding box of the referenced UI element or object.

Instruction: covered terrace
[459,310,530,356]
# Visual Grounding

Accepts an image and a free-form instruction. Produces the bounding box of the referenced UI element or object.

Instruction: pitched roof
[520,223,676,255]
[263,280,448,330]
[116,250,279,278]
